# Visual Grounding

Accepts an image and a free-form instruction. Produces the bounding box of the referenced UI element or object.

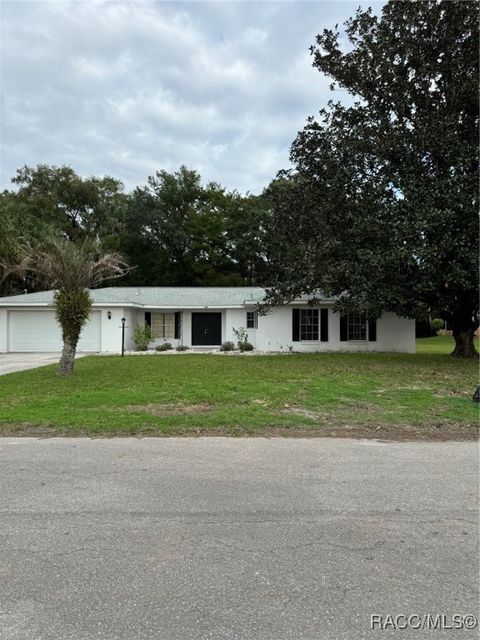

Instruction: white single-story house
[0,287,415,354]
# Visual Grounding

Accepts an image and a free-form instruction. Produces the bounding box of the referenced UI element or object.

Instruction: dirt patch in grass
[336,398,379,412]
[0,421,477,441]
[434,389,472,398]
[211,421,478,441]
[279,401,378,421]
[280,407,322,420]
[0,423,71,438]
[283,422,479,442]
[123,403,213,416]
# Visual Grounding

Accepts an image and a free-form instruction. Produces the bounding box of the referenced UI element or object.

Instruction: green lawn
[416,335,479,354]
[0,337,477,439]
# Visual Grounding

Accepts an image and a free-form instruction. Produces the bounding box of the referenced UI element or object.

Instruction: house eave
[0,302,141,308]
[0,300,337,309]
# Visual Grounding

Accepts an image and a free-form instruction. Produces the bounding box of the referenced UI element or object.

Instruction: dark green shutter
[145,312,151,327]
[320,309,329,342]
[292,309,300,341]
[174,312,181,339]
[368,318,377,342]
[340,315,348,341]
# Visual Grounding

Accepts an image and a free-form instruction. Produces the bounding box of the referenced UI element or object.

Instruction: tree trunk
[451,326,478,358]
[57,339,77,376]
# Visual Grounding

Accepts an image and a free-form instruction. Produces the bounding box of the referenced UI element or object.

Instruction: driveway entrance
[0,353,86,375]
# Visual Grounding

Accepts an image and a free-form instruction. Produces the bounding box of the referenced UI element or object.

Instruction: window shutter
[145,312,151,327]
[320,309,329,342]
[368,318,377,342]
[292,309,300,341]
[174,312,181,339]
[340,315,348,341]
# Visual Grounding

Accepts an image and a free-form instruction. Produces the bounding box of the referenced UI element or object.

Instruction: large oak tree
[264,0,478,357]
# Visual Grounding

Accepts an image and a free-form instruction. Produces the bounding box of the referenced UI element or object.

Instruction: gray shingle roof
[0,287,332,308]
[0,287,268,308]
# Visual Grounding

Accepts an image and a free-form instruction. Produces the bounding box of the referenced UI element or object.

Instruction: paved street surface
[0,354,88,375]
[0,438,478,640]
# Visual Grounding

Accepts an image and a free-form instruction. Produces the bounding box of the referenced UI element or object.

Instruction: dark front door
[191,312,222,346]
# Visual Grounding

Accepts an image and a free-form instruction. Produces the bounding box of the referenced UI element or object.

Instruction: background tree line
[0,164,270,296]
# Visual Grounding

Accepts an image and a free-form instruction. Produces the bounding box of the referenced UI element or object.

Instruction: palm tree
[2,239,129,376]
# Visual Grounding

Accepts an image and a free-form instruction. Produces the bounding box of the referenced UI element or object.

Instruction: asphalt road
[0,437,478,640]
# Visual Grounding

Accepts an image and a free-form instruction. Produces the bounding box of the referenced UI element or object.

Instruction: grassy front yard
[0,337,477,440]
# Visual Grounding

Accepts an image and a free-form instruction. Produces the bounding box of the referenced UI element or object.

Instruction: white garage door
[8,311,101,352]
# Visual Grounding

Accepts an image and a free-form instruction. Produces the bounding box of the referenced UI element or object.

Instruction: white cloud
[1,0,384,194]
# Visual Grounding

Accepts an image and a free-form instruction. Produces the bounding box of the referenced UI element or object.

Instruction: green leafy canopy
[264,0,478,356]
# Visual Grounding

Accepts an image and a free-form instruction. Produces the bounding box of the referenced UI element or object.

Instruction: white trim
[0,303,248,310]
[0,300,338,309]
[299,308,320,342]
[346,311,368,341]
[0,302,139,308]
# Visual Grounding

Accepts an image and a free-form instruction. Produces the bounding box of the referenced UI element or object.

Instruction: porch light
[107,311,112,319]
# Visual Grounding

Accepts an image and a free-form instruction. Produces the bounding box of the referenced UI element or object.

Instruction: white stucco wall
[0,309,7,352]
[0,303,415,354]
[99,307,147,353]
[370,311,415,353]
[224,308,257,347]
[252,306,415,353]
[181,310,191,348]
[197,306,414,354]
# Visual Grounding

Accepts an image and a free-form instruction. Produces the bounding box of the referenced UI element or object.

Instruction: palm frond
[1,238,131,291]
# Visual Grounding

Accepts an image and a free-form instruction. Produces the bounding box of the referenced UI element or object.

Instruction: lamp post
[121,317,126,356]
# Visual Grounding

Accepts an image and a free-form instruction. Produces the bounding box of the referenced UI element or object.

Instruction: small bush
[175,345,189,352]
[232,327,248,346]
[155,342,173,352]
[238,341,254,352]
[232,327,254,352]
[132,324,152,351]
[432,318,444,333]
[220,341,235,352]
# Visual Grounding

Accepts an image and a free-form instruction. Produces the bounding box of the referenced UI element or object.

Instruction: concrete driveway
[0,437,478,640]
[0,353,87,375]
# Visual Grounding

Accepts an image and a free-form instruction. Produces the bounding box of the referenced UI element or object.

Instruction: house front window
[246,310,258,329]
[151,312,175,339]
[300,309,319,341]
[347,312,367,341]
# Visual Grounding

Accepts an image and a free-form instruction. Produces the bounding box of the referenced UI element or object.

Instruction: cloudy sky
[1,0,383,195]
